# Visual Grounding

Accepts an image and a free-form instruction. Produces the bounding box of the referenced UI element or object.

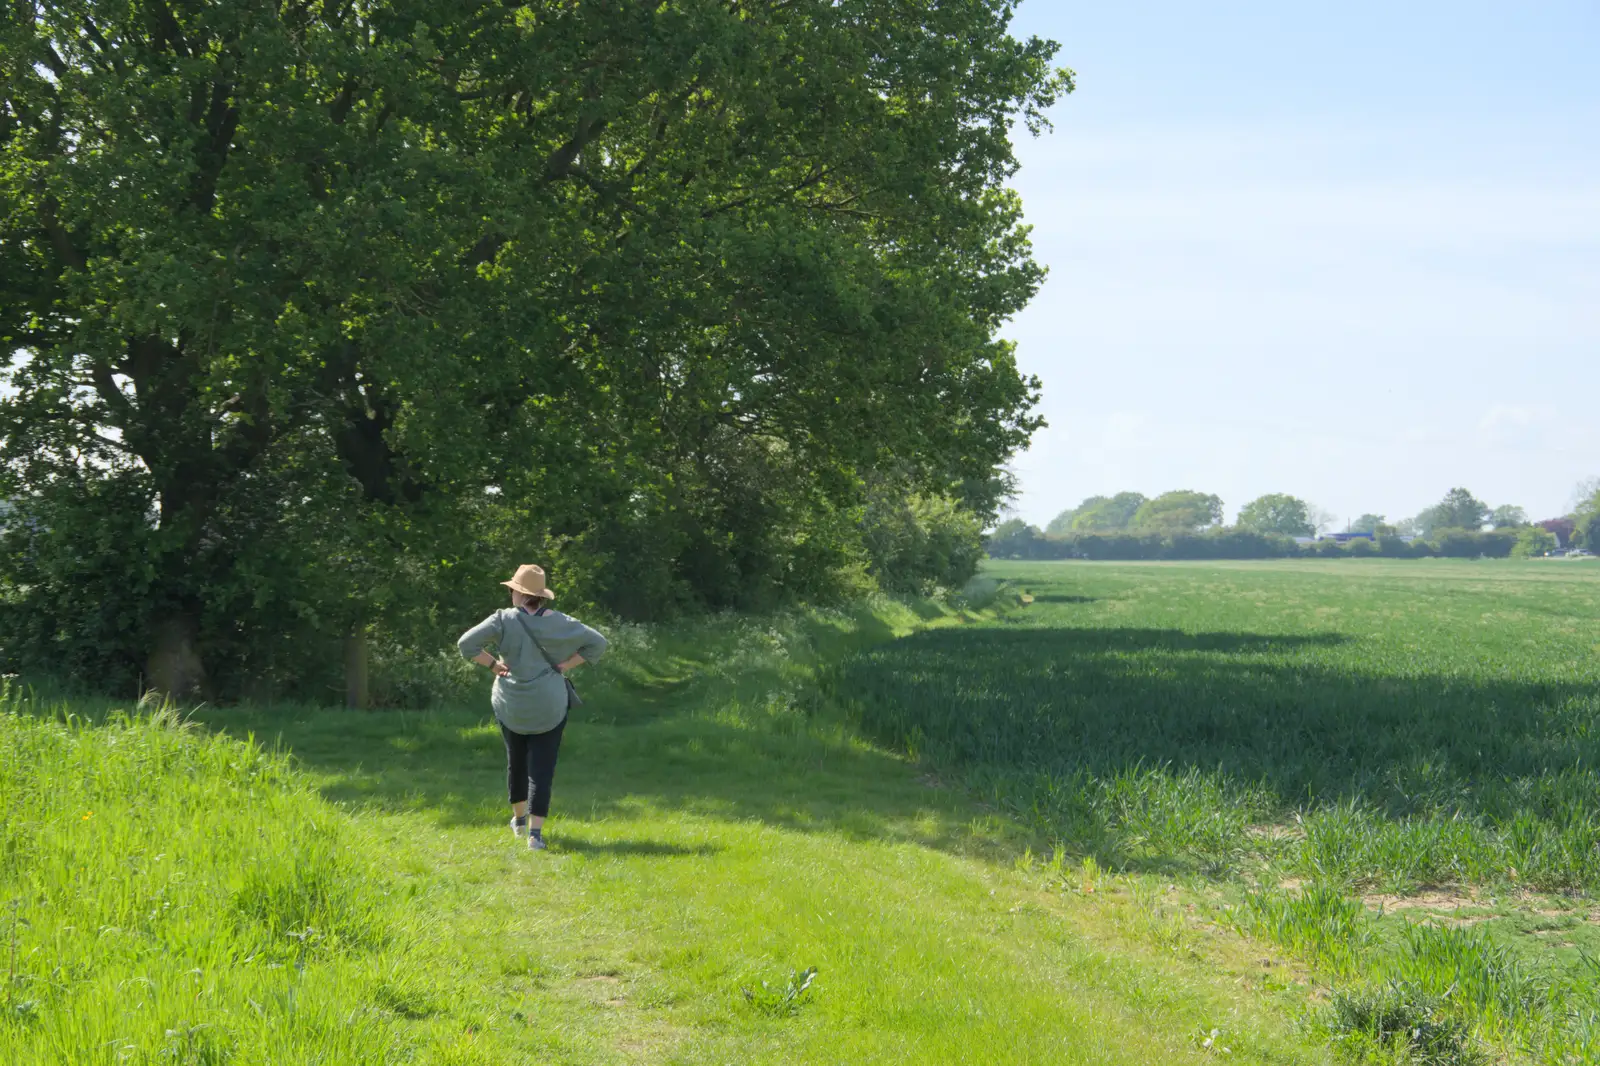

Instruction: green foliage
[1581,513,1600,553]
[1428,529,1516,559]
[1415,489,1490,537]
[1130,491,1223,533]
[1376,533,1427,558]
[0,0,1065,694]
[999,529,1299,561]
[984,526,1543,563]
[1576,485,1600,550]
[1349,514,1387,535]
[985,518,1047,560]
[1488,505,1527,529]
[862,493,985,595]
[1068,492,1147,532]
[1044,506,1079,536]
[1511,526,1558,558]
[1236,494,1315,538]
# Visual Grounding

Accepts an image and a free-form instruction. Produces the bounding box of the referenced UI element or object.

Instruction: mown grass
[0,598,1338,1065]
[830,559,1600,1063]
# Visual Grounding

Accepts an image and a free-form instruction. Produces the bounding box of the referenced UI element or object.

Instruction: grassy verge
[833,560,1600,1064]
[0,697,403,1063]
[2,596,1336,1064]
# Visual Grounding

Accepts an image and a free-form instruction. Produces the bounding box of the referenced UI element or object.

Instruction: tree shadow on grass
[189,621,1598,878]
[200,673,1014,862]
[554,837,724,858]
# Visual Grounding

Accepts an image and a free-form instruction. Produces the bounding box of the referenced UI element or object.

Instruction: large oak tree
[2,1,1067,695]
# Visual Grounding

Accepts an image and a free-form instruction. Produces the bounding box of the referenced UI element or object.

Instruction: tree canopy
[1575,479,1600,551]
[1044,505,1080,537]
[1489,505,1528,529]
[0,0,1069,697]
[1536,517,1575,548]
[1236,494,1314,538]
[1130,491,1223,533]
[1068,491,1147,532]
[1511,526,1558,559]
[986,518,1043,559]
[1412,488,1489,537]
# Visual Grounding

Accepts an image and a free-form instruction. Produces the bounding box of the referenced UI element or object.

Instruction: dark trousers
[501,717,566,817]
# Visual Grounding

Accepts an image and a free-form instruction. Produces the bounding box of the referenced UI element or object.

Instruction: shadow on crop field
[817,623,1600,886]
[824,625,1591,816]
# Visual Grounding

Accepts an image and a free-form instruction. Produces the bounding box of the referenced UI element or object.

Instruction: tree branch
[79,17,126,76]
[150,1,193,58]
[568,165,644,215]
[330,79,358,125]
[38,44,68,80]
[87,360,132,425]
[542,114,610,183]
[38,196,88,271]
[188,77,239,212]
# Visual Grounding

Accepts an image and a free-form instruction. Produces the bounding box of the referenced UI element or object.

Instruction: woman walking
[458,564,608,850]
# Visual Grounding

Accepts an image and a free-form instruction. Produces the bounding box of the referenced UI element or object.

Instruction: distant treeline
[989,526,1525,562]
[991,482,1600,563]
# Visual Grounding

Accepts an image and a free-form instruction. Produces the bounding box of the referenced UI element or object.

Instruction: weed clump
[741,966,818,1017]
[1328,982,1483,1066]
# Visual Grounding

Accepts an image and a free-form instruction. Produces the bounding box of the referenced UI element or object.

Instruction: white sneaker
[510,816,528,838]
[528,829,547,851]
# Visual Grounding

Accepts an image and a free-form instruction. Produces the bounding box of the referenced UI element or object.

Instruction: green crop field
[833,559,1600,1063]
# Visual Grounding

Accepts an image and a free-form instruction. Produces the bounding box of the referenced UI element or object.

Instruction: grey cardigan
[457,607,608,733]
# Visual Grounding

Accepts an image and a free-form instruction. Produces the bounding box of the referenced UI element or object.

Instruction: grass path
[36,599,1336,1065]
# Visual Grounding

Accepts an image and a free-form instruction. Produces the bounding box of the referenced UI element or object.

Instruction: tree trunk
[343,630,369,710]
[146,613,207,701]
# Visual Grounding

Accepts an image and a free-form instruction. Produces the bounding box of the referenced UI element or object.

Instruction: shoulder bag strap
[511,609,583,707]
[511,609,561,675]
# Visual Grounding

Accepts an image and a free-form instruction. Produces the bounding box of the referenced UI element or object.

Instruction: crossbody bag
[512,610,583,709]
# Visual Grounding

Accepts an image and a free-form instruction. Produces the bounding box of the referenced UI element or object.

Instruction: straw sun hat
[501,564,556,600]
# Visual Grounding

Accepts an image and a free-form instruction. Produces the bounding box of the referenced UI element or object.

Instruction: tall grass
[0,682,406,1063]
[1234,884,1371,976]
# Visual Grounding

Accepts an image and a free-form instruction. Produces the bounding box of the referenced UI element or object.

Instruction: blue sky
[1001,1,1599,529]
